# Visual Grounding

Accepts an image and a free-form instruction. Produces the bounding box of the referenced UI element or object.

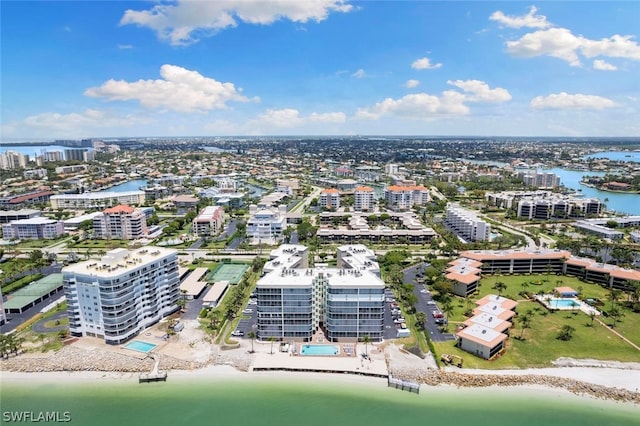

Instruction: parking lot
[403,263,456,342]
[232,291,258,337]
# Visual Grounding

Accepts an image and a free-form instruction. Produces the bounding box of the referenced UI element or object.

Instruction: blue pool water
[124,340,157,353]
[300,344,340,356]
[549,299,580,309]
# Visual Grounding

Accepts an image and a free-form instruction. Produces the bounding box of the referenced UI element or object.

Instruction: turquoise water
[544,168,640,215]
[124,340,157,353]
[108,179,148,193]
[301,344,340,356]
[549,299,580,309]
[1,375,638,426]
[583,151,640,163]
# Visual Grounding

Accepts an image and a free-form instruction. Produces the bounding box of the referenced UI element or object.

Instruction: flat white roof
[257,267,384,289]
[5,217,58,225]
[203,280,229,303]
[179,267,209,296]
[62,246,176,277]
[51,190,143,199]
[457,323,507,347]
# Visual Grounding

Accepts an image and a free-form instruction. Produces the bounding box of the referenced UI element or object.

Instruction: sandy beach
[2,322,639,404]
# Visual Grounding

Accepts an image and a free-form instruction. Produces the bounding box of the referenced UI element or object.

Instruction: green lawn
[434,300,640,369]
[432,273,640,368]
[69,239,129,249]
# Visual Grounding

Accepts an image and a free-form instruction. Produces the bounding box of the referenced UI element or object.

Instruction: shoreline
[2,362,639,405]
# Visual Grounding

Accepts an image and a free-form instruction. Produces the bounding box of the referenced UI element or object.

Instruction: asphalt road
[403,262,456,342]
[0,291,66,334]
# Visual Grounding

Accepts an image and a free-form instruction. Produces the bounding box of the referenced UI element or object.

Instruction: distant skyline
[1,1,639,140]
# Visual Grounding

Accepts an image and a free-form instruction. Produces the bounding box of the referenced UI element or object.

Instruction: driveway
[404,262,456,342]
[32,311,68,333]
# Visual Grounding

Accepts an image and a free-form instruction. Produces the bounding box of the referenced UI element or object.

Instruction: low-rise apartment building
[50,191,145,210]
[1,217,65,240]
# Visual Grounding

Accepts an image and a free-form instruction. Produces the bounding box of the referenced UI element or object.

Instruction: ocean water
[2,374,638,426]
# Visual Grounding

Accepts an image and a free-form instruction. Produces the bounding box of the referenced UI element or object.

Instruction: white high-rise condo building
[319,188,340,210]
[93,205,148,240]
[63,247,180,344]
[246,204,288,244]
[354,186,375,211]
[256,244,385,342]
[445,204,491,242]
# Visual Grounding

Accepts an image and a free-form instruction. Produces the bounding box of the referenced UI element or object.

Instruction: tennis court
[206,263,249,284]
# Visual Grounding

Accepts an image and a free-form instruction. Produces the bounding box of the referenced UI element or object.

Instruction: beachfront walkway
[251,342,388,377]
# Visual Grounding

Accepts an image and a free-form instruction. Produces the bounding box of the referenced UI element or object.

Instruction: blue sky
[1,1,639,139]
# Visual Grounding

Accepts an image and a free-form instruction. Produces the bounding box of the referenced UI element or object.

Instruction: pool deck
[252,343,388,378]
[535,295,601,316]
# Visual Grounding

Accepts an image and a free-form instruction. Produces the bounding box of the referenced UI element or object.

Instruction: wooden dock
[139,371,168,383]
[139,353,167,383]
[388,375,420,394]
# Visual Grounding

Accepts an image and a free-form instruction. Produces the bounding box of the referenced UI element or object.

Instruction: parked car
[231,330,244,337]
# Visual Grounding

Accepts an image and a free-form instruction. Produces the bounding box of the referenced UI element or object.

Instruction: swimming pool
[124,340,157,353]
[300,344,340,356]
[548,298,580,309]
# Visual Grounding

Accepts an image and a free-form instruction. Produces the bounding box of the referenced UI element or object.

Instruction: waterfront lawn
[434,300,640,369]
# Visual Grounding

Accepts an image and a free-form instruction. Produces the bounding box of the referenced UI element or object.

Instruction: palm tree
[493,281,507,297]
[361,335,371,356]
[608,289,622,311]
[589,311,596,327]
[248,331,256,353]
[557,324,575,341]
[518,311,532,340]
[441,302,454,325]
[520,281,529,297]
[268,336,276,354]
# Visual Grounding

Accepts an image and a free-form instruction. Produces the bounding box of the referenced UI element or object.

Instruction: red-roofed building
[383,185,429,211]
[93,204,148,240]
[320,188,340,210]
[354,186,375,212]
[192,206,225,237]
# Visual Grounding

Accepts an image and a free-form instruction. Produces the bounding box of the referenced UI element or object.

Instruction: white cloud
[504,27,640,66]
[84,64,252,113]
[530,92,617,110]
[580,34,640,60]
[447,80,512,102]
[3,109,152,137]
[352,69,366,78]
[506,28,583,66]
[256,108,346,128]
[356,80,510,120]
[489,6,550,29]
[117,44,134,50]
[593,59,617,71]
[355,92,468,120]
[405,79,420,88]
[120,0,352,46]
[411,57,442,70]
